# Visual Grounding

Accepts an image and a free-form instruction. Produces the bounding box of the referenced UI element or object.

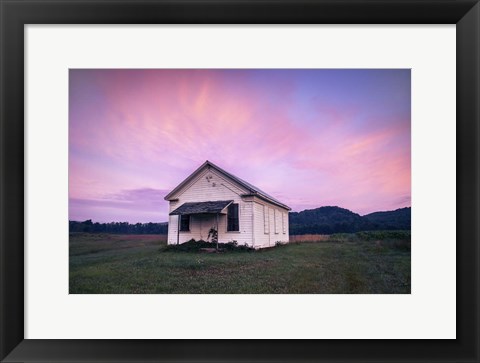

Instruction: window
[180,215,190,231]
[282,213,286,234]
[274,209,279,234]
[264,205,270,234]
[227,203,239,231]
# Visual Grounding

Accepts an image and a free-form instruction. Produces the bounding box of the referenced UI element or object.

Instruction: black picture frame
[1,1,479,362]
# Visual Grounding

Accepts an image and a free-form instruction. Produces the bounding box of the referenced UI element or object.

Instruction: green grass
[69,232,411,294]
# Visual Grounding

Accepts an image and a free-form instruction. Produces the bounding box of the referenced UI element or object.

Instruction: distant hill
[70,207,410,236]
[363,207,411,230]
[289,206,410,235]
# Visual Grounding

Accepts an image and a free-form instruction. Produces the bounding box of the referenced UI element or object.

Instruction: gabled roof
[170,200,233,215]
[164,160,291,210]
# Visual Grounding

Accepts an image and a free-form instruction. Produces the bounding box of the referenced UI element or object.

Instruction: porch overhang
[169,200,234,216]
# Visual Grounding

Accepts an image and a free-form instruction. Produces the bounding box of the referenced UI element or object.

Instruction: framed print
[1,0,479,362]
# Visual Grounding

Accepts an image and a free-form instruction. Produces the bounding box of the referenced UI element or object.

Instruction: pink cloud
[69,69,411,222]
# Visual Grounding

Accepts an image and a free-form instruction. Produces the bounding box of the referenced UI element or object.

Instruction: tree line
[70,206,410,236]
[289,206,411,235]
[69,220,168,234]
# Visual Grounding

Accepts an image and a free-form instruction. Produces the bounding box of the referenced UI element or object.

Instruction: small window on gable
[264,205,270,234]
[282,212,286,234]
[180,215,190,231]
[227,203,239,232]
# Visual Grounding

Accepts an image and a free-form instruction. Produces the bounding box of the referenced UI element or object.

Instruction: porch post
[177,215,180,245]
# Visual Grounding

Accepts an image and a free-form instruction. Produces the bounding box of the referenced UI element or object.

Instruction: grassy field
[69,231,410,294]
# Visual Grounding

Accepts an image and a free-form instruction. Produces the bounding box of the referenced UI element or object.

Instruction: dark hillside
[289,206,375,234]
[289,206,410,235]
[363,207,411,230]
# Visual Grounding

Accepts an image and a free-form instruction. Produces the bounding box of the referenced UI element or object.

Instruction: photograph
[69,68,411,294]
[2,0,478,360]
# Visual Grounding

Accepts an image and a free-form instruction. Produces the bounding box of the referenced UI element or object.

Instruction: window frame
[227,203,240,232]
[179,214,190,232]
[264,205,270,234]
[274,209,279,234]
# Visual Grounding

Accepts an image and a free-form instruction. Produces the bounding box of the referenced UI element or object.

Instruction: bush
[382,239,411,252]
[328,233,355,242]
[355,230,411,241]
[163,239,254,252]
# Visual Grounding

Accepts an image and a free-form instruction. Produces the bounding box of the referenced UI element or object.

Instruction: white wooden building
[164,160,290,248]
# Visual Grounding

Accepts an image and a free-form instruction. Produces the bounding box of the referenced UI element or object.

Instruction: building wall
[167,167,254,246]
[252,199,289,248]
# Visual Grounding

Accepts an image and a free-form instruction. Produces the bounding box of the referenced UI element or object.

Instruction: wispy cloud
[69,69,411,222]
[69,188,169,223]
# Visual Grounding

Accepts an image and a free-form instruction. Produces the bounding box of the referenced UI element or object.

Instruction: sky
[69,69,411,223]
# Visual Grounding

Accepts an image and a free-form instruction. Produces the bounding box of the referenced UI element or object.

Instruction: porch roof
[169,200,234,216]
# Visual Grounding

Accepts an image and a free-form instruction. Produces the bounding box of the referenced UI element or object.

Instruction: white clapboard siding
[252,200,289,247]
[167,167,253,246]
[253,202,269,247]
[166,163,289,248]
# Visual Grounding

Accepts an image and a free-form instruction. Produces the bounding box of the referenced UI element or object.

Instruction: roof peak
[165,160,290,210]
